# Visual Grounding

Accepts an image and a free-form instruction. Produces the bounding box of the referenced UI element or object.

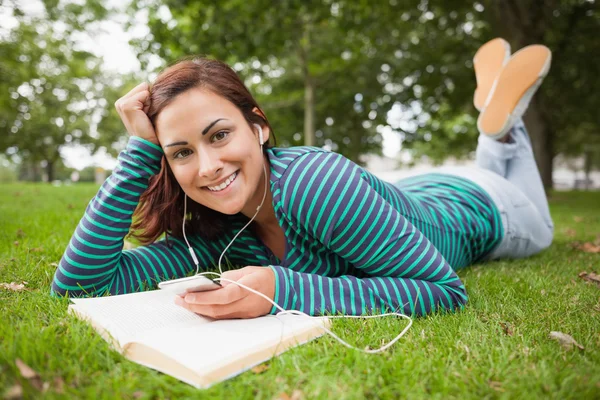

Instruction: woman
[52,39,554,320]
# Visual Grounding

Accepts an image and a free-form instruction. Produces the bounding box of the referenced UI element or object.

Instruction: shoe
[477,45,552,140]
[473,38,511,111]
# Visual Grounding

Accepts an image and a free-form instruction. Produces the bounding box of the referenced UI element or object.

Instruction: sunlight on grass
[1,184,599,399]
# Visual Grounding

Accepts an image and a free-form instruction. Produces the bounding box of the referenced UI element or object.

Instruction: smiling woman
[52,44,555,320]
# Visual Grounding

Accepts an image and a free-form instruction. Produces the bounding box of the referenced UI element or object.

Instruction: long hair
[129,57,276,245]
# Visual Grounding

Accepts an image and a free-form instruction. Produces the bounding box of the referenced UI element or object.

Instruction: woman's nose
[197,148,224,178]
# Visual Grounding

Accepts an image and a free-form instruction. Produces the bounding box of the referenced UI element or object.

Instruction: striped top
[51,137,503,317]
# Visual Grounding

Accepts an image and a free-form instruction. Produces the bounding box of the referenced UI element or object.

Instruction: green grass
[1,183,599,399]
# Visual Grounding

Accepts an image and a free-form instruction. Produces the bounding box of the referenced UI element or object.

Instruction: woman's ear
[251,107,270,143]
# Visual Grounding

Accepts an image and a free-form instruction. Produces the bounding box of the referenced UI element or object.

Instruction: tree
[0,1,126,181]
[129,0,598,185]
[481,0,600,188]
[398,0,600,188]
[131,0,444,163]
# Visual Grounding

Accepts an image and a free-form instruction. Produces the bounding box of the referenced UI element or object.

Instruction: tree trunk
[523,98,554,188]
[46,159,55,183]
[485,0,555,189]
[304,78,315,147]
[584,150,591,191]
[300,16,315,147]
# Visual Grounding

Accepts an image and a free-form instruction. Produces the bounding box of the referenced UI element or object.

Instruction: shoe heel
[478,45,551,139]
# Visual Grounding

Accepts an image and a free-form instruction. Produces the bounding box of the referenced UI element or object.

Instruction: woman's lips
[203,170,239,193]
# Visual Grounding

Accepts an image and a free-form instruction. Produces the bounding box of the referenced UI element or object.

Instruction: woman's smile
[202,170,239,194]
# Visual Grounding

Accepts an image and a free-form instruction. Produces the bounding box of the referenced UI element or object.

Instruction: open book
[68,290,329,388]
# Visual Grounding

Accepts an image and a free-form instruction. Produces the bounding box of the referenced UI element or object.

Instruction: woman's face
[154,88,269,216]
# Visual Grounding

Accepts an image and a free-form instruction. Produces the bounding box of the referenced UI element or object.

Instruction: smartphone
[158,275,222,296]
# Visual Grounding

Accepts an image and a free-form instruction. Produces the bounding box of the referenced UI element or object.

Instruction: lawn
[1,183,599,399]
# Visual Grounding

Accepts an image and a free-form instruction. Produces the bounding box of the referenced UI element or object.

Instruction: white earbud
[254,123,264,145]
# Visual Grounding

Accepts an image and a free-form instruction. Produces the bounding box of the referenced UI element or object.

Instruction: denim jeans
[435,120,554,259]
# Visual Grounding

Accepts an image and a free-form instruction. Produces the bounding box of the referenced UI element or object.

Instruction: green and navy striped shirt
[51,136,503,316]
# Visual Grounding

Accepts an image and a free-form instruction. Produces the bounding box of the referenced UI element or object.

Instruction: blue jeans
[435,120,554,259]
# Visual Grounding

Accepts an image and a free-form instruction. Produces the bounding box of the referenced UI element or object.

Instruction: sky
[3,0,402,171]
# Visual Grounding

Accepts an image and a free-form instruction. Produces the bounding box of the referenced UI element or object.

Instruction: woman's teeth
[207,171,237,192]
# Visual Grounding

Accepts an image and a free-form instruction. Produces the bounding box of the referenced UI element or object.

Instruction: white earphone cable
[180,124,414,354]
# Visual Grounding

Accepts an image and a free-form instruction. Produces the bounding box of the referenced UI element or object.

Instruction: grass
[1,183,599,399]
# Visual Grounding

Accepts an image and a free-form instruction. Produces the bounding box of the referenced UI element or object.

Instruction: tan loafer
[477,45,552,140]
[473,38,511,111]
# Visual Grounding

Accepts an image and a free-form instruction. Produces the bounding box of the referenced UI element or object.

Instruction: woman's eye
[173,149,192,159]
[211,131,229,143]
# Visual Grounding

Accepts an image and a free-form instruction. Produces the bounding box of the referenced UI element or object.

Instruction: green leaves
[0,1,127,180]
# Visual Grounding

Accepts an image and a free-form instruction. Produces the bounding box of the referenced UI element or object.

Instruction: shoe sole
[477,45,552,140]
[473,38,511,111]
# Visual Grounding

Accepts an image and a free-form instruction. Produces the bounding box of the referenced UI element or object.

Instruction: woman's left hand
[174,266,275,319]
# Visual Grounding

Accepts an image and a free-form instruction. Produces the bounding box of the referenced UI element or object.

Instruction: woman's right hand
[114,82,159,145]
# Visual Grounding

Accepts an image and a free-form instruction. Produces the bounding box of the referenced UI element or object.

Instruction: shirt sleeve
[267,151,468,316]
[51,136,216,297]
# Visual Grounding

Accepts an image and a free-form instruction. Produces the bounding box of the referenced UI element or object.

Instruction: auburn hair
[129,57,276,245]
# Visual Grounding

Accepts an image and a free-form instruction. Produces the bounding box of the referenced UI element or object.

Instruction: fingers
[121,82,150,101]
[127,90,151,111]
[218,268,248,287]
[174,267,275,319]
[174,295,251,319]
[115,87,150,114]
[184,283,245,305]
[114,81,158,143]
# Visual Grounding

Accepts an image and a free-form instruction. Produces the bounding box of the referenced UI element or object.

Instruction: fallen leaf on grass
[53,377,65,394]
[0,282,28,291]
[13,241,19,247]
[579,243,600,253]
[15,359,44,391]
[67,204,74,209]
[573,216,583,223]
[275,390,303,400]
[549,331,584,350]
[251,364,269,374]
[16,229,25,238]
[499,322,513,336]
[562,228,577,237]
[4,384,23,400]
[132,391,144,399]
[30,247,43,253]
[570,242,600,253]
[488,381,504,392]
[15,359,37,379]
[578,271,600,286]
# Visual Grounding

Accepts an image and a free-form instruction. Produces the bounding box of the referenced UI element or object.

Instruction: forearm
[275,151,469,316]
[51,137,164,296]
[268,265,467,316]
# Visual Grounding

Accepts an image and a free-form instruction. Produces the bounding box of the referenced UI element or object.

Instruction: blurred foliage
[479,0,600,185]
[0,158,18,183]
[1,0,598,184]
[131,0,499,165]
[130,0,426,163]
[0,0,128,181]
[132,0,599,179]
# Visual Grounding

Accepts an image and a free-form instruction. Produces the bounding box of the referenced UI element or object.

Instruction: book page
[135,314,328,378]
[70,290,211,345]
